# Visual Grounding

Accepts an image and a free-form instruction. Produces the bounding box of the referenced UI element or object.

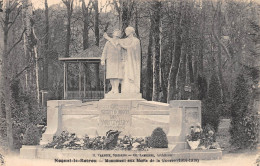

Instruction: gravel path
[2,151,259,166]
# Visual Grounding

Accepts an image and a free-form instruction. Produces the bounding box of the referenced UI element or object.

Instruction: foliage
[186,124,220,150]
[11,79,44,148]
[22,124,41,145]
[218,103,231,118]
[186,124,202,142]
[229,73,259,150]
[103,130,121,149]
[202,73,222,132]
[200,124,218,149]
[149,127,168,148]
[45,130,151,151]
[45,129,170,150]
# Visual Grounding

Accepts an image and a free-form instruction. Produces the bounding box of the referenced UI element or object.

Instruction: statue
[104,27,141,94]
[101,29,123,94]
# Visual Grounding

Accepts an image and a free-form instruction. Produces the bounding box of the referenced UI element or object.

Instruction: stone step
[20,145,222,161]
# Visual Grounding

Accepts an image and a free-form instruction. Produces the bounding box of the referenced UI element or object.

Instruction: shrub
[202,73,222,132]
[229,73,259,150]
[150,127,168,148]
[23,124,41,145]
[201,124,216,148]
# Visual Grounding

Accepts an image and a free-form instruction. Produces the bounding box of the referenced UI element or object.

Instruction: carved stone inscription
[99,103,131,130]
[185,107,200,126]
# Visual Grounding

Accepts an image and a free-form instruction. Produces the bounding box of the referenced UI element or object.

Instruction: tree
[62,0,74,57]
[202,72,222,132]
[213,1,226,103]
[145,12,153,101]
[113,0,134,35]
[151,0,161,101]
[0,0,24,151]
[42,0,49,91]
[93,0,99,46]
[22,0,40,103]
[167,1,183,103]
[229,72,259,150]
[82,0,92,50]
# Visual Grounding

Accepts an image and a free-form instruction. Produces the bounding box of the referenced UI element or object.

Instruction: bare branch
[6,28,26,56]
[11,64,32,82]
[211,1,231,60]
[9,1,19,12]
[113,0,120,14]
[7,5,22,31]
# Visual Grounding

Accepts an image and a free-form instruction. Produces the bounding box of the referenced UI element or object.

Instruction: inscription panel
[99,102,132,132]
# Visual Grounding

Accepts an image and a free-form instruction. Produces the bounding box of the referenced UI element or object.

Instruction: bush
[201,124,216,148]
[8,79,44,149]
[202,73,222,132]
[149,127,168,148]
[23,124,41,145]
[229,73,259,150]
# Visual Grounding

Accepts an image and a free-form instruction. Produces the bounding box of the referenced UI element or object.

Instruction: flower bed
[45,127,168,151]
[186,124,221,150]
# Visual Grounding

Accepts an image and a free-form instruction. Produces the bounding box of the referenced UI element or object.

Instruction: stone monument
[101,29,123,94]
[20,27,222,161]
[103,26,142,99]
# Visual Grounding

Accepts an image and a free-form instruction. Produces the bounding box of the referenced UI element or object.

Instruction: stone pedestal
[168,100,201,150]
[25,99,222,160]
[40,99,201,150]
[104,93,142,99]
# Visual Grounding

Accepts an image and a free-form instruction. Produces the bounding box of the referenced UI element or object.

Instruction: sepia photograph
[0,0,259,165]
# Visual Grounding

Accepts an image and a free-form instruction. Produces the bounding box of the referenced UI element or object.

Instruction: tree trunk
[197,1,206,100]
[120,0,134,37]
[63,0,73,57]
[93,0,99,47]
[2,4,14,151]
[93,0,100,90]
[43,0,49,90]
[151,1,161,101]
[179,46,187,100]
[134,5,139,38]
[145,17,153,101]
[82,0,90,50]
[23,0,40,103]
[167,2,182,103]
[217,3,225,103]
[134,4,143,95]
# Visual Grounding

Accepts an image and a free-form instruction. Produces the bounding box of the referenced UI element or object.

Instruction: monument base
[20,145,222,160]
[30,99,222,160]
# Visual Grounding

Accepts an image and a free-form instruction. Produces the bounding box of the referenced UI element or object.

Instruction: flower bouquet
[186,124,202,150]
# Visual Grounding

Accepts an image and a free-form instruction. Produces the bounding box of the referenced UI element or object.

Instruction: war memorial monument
[20,27,222,162]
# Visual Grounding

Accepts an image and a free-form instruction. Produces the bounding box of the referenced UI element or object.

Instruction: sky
[31,0,109,9]
[31,0,260,9]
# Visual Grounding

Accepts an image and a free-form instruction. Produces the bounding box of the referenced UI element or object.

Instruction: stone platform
[20,145,222,160]
[39,99,201,146]
[20,98,222,160]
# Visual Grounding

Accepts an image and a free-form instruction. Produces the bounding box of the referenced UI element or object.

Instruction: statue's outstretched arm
[118,38,134,49]
[103,33,117,46]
